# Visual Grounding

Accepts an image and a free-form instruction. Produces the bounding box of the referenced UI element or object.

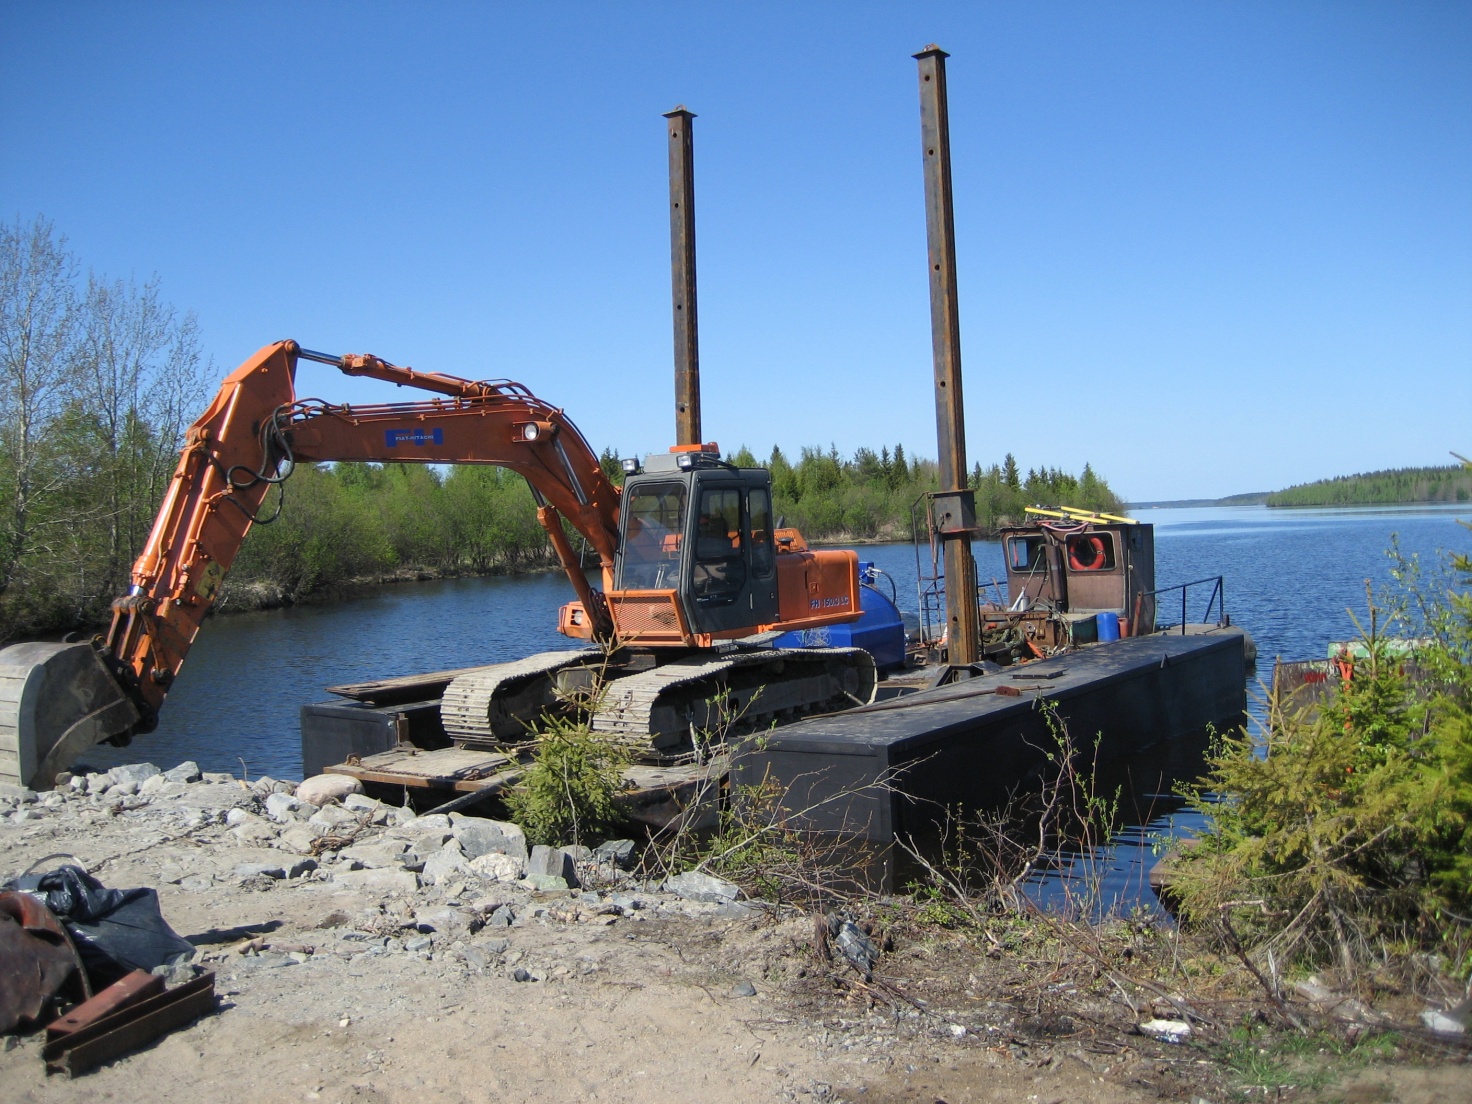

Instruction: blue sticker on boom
[385,428,444,448]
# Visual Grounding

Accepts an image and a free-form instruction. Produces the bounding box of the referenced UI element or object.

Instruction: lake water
[79,504,1470,908]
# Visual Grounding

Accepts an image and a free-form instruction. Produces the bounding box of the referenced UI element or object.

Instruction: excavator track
[435,646,877,763]
[590,647,878,757]
[440,650,598,749]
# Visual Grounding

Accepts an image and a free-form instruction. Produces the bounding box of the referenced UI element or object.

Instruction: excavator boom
[0,341,622,787]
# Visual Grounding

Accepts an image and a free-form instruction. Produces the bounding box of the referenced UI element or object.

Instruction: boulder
[264,792,305,823]
[421,841,470,885]
[108,763,161,786]
[594,839,636,869]
[295,774,363,807]
[340,839,410,870]
[451,817,528,861]
[163,761,202,784]
[308,804,360,831]
[528,845,578,887]
[469,852,525,884]
[665,871,740,903]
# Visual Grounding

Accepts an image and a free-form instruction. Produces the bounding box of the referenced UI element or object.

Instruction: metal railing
[1141,575,1227,634]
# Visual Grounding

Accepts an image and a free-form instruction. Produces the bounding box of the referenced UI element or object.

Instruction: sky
[2,2,1468,502]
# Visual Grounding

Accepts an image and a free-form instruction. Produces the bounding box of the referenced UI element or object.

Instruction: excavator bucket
[0,643,139,791]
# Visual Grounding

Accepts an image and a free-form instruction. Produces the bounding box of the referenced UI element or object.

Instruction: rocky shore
[2,765,1462,1103]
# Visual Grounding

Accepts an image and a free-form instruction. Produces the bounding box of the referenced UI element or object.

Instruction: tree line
[1,216,1123,640]
[1267,463,1472,507]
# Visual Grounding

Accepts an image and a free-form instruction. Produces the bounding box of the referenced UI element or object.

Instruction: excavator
[0,341,877,790]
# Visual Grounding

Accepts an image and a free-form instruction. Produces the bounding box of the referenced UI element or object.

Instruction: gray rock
[609,893,644,912]
[511,967,534,983]
[522,873,569,892]
[179,874,214,891]
[486,905,515,928]
[665,871,740,903]
[340,839,410,869]
[421,841,470,885]
[139,774,168,796]
[265,792,305,823]
[308,804,360,831]
[108,763,161,786]
[451,817,529,861]
[278,826,319,854]
[481,937,510,955]
[163,761,202,784]
[106,780,140,798]
[415,907,480,939]
[287,857,319,879]
[342,793,380,812]
[730,980,757,998]
[235,862,287,880]
[201,771,236,784]
[716,901,758,921]
[594,839,636,869]
[331,868,419,895]
[563,844,593,862]
[459,947,488,969]
[404,935,433,954]
[414,813,453,832]
[528,845,578,887]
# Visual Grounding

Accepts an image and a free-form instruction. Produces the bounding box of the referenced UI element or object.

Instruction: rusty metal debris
[41,971,216,1077]
[45,969,163,1042]
[0,891,87,1033]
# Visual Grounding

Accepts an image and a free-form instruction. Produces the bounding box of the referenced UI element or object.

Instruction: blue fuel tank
[771,562,907,671]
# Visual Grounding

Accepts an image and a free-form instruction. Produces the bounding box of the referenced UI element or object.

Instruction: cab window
[692,487,746,603]
[1006,536,1047,573]
[748,488,774,578]
[618,482,686,590]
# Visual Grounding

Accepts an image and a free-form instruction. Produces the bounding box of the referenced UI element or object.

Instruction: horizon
[3,3,1468,502]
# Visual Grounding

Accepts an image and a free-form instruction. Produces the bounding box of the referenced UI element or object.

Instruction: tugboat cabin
[987,507,1156,657]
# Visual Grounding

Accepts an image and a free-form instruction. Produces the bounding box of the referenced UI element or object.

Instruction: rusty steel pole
[664,105,701,447]
[915,45,981,666]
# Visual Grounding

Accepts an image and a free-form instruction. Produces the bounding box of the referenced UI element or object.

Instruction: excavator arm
[0,340,622,788]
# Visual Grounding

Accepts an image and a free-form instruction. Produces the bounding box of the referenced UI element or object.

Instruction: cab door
[682,471,779,636]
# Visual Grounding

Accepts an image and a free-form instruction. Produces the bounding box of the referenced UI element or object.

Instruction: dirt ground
[2,769,1467,1103]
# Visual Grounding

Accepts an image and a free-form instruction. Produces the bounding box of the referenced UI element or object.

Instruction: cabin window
[692,488,746,603]
[1065,532,1117,572]
[1007,536,1047,573]
[748,488,775,578]
[618,482,686,589]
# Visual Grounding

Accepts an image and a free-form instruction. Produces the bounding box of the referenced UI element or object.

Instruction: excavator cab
[615,452,780,638]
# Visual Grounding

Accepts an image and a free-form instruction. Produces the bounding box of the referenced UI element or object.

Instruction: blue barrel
[1096,611,1121,642]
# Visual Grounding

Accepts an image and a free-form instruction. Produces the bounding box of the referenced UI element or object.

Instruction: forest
[1267,463,1472,507]
[1,217,1121,640]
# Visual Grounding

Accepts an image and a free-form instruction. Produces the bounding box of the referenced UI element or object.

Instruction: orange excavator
[0,341,875,789]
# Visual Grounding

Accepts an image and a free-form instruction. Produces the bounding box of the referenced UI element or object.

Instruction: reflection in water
[78,505,1469,908]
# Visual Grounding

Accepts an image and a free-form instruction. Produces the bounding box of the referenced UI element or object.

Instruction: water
[79,504,1469,907]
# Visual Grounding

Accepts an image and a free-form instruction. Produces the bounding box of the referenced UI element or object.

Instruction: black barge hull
[732,629,1247,847]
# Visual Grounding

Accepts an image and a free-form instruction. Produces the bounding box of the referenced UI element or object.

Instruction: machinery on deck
[0,341,878,789]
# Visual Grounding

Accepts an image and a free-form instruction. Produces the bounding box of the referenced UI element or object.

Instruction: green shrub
[504,718,630,847]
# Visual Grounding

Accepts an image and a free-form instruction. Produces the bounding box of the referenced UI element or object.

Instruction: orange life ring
[1068,535,1107,571]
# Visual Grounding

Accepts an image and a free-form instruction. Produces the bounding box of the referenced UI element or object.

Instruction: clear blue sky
[3,2,1468,501]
